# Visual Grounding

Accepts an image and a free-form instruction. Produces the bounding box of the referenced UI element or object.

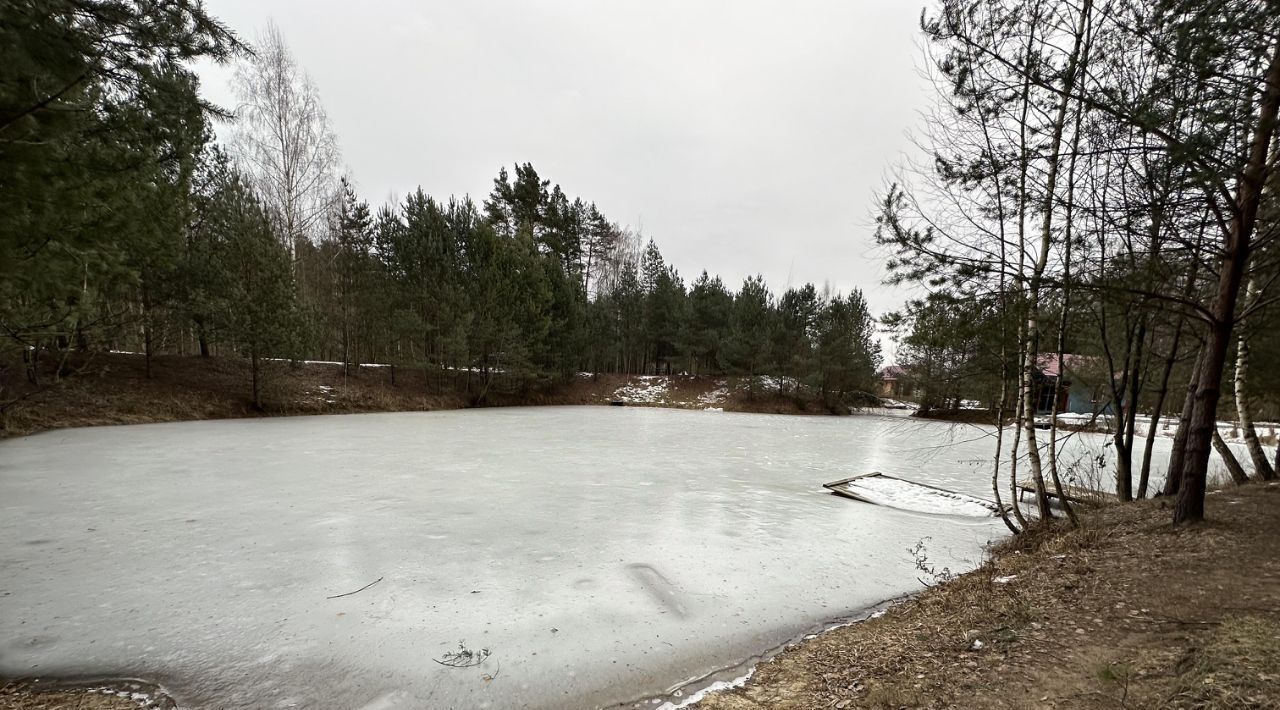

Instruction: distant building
[877,365,916,399]
[1034,353,1111,415]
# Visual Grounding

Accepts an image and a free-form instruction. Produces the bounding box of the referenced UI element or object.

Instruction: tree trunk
[1139,327,1182,498]
[1021,0,1091,525]
[142,282,153,380]
[1047,352,1078,527]
[1176,312,1243,522]
[1232,279,1275,480]
[1164,355,1200,497]
[197,319,210,358]
[1008,353,1030,531]
[1174,40,1280,524]
[1117,322,1145,502]
[1110,338,1135,502]
[251,347,261,410]
[1141,266,1193,496]
[1212,429,1249,485]
[991,376,1020,534]
[342,313,351,379]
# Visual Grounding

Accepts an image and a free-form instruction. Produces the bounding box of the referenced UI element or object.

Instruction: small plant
[908,538,955,587]
[1094,661,1131,706]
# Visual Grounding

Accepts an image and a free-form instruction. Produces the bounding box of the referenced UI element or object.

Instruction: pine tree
[203,172,302,408]
[726,276,776,391]
[687,271,734,374]
[1,0,238,379]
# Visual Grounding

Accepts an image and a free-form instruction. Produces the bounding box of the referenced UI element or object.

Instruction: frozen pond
[0,407,1232,708]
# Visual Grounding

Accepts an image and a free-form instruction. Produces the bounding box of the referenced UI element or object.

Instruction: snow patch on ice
[833,476,1000,517]
[656,668,756,710]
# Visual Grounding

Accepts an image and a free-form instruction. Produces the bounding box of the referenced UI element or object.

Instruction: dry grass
[1,355,860,439]
[0,353,554,437]
[1169,616,1280,709]
[697,484,1280,710]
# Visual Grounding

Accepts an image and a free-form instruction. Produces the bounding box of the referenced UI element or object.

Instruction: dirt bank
[1,679,166,710]
[695,483,1280,709]
[0,353,851,438]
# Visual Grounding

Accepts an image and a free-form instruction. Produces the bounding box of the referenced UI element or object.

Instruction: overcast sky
[198,1,931,326]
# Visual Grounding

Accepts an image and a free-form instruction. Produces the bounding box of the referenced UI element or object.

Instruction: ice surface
[0,408,1240,709]
[832,476,1000,517]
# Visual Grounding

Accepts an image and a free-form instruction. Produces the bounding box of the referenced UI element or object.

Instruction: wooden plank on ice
[1017,479,1116,504]
[823,472,1006,516]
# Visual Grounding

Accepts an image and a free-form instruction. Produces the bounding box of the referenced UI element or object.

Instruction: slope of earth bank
[1,353,854,437]
[693,484,1280,709]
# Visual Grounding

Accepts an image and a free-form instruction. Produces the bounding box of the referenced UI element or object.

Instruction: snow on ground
[263,357,390,368]
[612,375,671,403]
[1041,413,1278,445]
[831,475,1001,518]
[697,381,731,408]
[747,375,800,392]
[85,687,162,707]
[303,384,337,405]
[878,399,918,410]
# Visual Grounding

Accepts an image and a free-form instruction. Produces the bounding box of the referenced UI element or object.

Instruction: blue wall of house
[1066,387,1095,414]
[1067,385,1115,415]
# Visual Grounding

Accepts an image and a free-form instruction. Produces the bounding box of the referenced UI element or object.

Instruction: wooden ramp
[824,472,1003,516]
[1017,479,1116,505]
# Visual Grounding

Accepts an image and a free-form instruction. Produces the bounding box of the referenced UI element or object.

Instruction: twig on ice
[433,642,491,668]
[326,576,384,599]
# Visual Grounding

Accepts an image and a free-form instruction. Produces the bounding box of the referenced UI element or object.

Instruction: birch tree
[230,20,339,272]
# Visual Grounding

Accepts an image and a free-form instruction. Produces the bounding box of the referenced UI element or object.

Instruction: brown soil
[697,483,1280,709]
[0,681,160,710]
[0,353,473,437]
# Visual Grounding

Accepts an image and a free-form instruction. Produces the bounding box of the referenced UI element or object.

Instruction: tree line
[1,4,880,415]
[878,0,1280,527]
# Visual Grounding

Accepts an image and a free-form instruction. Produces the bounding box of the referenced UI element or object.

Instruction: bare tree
[230,20,339,272]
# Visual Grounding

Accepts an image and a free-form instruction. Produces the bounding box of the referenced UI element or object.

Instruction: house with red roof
[1034,353,1112,415]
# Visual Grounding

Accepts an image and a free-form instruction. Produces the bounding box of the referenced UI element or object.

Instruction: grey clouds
[198,1,930,317]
